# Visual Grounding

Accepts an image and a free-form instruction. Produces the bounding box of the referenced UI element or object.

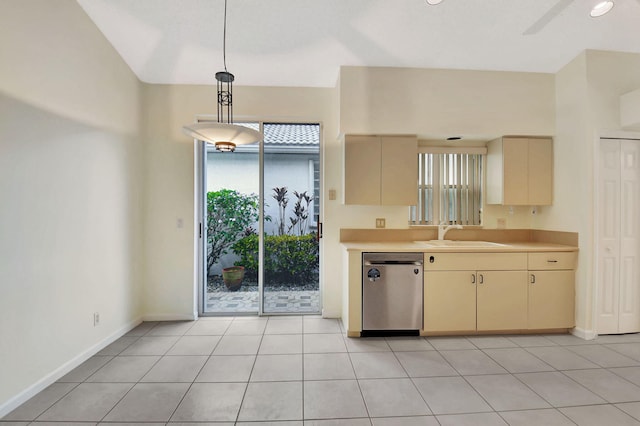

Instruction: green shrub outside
[232,233,319,285]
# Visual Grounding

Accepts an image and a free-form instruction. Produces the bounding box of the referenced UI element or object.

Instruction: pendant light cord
[223,0,228,72]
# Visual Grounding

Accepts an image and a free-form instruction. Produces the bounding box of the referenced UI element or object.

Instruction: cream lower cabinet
[527,252,577,329]
[424,270,527,332]
[424,253,528,333]
[424,271,476,332]
[477,271,528,330]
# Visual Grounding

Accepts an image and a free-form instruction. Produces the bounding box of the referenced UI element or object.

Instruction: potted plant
[222,265,245,291]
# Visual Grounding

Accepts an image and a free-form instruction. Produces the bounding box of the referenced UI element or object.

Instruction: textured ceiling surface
[77,0,640,87]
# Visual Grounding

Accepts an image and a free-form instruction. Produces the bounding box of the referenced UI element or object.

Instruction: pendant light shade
[182,0,262,152]
[182,122,262,148]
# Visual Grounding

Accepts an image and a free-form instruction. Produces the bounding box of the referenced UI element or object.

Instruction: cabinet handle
[479,274,484,284]
[547,260,558,263]
[471,274,476,284]
[531,274,536,284]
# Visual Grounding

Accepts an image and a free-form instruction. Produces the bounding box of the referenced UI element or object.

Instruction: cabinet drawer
[528,252,577,270]
[424,252,527,271]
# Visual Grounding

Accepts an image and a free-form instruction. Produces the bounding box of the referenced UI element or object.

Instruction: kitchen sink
[414,240,507,248]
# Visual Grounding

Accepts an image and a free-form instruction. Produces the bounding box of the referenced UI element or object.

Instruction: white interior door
[597,139,640,334]
[619,140,640,332]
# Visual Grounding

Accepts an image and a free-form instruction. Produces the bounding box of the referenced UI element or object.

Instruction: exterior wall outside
[0,0,143,413]
[207,151,317,236]
[206,150,318,274]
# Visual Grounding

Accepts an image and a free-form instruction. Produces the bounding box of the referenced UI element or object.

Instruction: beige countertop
[342,241,578,253]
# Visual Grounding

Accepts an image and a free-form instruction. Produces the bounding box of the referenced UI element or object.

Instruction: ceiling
[77,0,640,88]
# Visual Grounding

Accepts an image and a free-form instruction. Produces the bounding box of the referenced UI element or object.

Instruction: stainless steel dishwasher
[362,252,423,336]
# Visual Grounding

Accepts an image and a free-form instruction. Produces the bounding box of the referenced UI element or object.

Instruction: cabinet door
[381,136,418,205]
[424,271,476,332]
[344,135,381,204]
[502,138,529,205]
[476,270,528,330]
[528,138,553,205]
[528,270,575,329]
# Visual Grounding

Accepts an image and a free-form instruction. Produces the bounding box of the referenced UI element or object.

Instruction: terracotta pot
[222,266,245,291]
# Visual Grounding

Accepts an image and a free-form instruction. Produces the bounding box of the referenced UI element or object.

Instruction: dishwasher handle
[364,260,423,266]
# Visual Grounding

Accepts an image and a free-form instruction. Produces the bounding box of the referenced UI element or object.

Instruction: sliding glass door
[202,130,260,314]
[201,122,320,315]
[262,123,320,313]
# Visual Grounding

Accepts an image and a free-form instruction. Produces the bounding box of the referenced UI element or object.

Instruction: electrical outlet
[497,218,506,229]
[375,218,386,228]
[93,312,100,326]
[328,189,336,200]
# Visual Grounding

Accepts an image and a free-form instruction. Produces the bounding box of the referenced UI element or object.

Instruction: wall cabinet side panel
[528,138,553,205]
[503,138,529,205]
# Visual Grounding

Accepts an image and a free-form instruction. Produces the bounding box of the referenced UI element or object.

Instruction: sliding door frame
[196,121,323,317]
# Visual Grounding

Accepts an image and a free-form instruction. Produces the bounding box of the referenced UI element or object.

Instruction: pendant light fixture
[182,0,262,152]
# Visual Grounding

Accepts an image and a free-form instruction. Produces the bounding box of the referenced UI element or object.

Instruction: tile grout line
[163,325,224,423]
[95,323,161,424]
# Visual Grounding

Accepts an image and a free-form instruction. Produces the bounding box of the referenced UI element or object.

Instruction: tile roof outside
[237,123,319,146]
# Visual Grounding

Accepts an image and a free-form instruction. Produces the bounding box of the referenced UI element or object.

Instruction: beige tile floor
[4,318,640,425]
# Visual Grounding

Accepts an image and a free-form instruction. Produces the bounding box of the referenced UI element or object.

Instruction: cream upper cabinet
[344,135,417,205]
[486,137,553,205]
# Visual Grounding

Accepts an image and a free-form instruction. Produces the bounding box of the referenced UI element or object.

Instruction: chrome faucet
[438,222,463,240]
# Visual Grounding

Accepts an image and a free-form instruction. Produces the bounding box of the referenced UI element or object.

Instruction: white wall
[0,0,143,412]
[534,52,592,332]
[141,84,337,318]
[140,67,558,321]
[535,50,640,334]
[4,0,639,415]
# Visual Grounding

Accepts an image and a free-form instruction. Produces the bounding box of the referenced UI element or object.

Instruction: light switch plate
[375,218,386,228]
[497,218,506,229]
[328,189,336,200]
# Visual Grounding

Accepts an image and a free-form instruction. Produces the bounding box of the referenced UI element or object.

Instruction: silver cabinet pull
[471,274,476,284]
[479,274,484,284]
[547,260,558,263]
[531,274,536,284]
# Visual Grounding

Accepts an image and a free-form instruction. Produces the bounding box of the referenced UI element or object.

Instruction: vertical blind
[410,153,483,225]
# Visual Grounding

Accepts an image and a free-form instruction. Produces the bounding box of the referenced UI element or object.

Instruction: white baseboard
[0,316,142,418]
[572,327,598,340]
[321,308,342,319]
[142,313,197,321]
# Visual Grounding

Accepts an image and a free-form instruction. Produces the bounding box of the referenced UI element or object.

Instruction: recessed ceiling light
[447,136,462,141]
[590,1,614,17]
[426,0,444,5]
